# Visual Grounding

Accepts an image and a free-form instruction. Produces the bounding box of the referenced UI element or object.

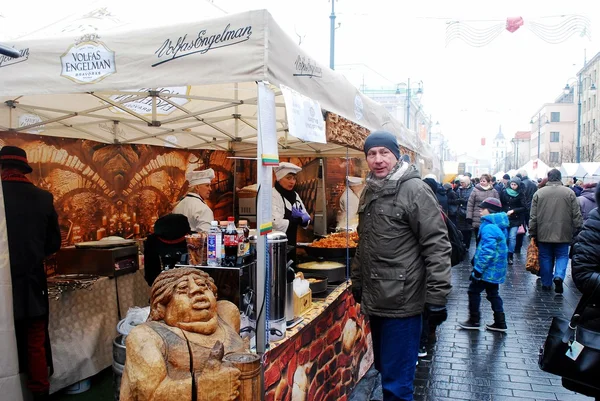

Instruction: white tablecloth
[48,270,149,393]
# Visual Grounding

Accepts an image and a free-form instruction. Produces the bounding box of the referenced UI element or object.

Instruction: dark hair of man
[547,169,562,182]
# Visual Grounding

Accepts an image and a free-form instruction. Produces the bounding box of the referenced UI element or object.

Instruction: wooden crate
[294,289,312,316]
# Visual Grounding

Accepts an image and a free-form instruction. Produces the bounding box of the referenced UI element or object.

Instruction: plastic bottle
[223,217,239,267]
[237,220,250,257]
[219,221,228,260]
[207,221,222,267]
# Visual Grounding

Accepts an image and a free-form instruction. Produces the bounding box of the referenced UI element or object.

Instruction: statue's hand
[197,341,241,401]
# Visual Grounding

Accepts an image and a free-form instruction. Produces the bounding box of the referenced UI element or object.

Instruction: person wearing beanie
[423,174,449,214]
[353,130,451,399]
[500,176,527,265]
[0,145,62,401]
[459,197,509,332]
[564,182,600,398]
[577,182,598,223]
[529,169,582,293]
[444,182,459,225]
[455,176,475,251]
[466,174,500,245]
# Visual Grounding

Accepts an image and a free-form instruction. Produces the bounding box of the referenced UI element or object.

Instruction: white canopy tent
[0,7,436,399]
[560,163,579,179]
[572,162,600,182]
[518,158,550,180]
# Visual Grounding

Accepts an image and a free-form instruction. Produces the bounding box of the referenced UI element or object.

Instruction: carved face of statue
[163,275,218,334]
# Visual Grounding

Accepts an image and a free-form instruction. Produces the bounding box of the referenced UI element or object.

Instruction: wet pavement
[350,238,595,401]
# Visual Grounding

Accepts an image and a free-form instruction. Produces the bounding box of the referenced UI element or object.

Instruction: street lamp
[396,79,423,129]
[511,138,526,168]
[563,75,597,163]
[529,113,549,160]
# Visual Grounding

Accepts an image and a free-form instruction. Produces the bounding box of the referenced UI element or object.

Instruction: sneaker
[418,346,427,358]
[458,319,480,330]
[553,277,564,294]
[485,322,508,332]
[541,285,552,291]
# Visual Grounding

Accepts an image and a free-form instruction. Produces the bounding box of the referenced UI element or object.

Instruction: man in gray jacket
[351,131,452,401]
[529,168,582,293]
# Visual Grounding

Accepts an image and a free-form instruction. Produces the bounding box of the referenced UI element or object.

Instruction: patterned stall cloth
[526,238,540,275]
[48,270,149,393]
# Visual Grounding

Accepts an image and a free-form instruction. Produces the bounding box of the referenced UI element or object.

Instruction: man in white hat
[272,162,310,252]
[337,176,364,230]
[173,168,215,233]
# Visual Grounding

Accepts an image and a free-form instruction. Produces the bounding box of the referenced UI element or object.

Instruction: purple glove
[291,207,310,225]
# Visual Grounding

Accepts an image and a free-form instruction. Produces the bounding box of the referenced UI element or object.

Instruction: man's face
[278,173,297,191]
[194,183,212,199]
[366,146,398,179]
[163,275,217,331]
[503,179,509,185]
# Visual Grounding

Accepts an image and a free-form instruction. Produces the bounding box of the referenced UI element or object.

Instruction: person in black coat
[144,213,193,287]
[444,183,458,225]
[423,175,448,214]
[500,177,527,265]
[564,184,600,398]
[0,146,61,401]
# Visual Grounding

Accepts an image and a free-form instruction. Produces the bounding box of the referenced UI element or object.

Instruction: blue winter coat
[474,212,509,284]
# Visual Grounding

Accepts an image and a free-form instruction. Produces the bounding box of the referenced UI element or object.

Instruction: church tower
[492,125,507,172]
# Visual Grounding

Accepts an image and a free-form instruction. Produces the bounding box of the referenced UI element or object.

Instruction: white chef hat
[274,162,302,181]
[347,176,363,186]
[186,168,215,186]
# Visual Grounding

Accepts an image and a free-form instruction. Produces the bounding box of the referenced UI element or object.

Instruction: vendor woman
[173,168,215,233]
[272,162,311,253]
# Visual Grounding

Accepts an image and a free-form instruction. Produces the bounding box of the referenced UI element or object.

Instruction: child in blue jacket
[459,197,509,332]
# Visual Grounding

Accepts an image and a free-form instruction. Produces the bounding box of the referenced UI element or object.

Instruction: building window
[584,101,587,112]
[551,112,560,122]
[550,132,560,142]
[595,94,597,108]
[550,152,560,163]
[501,151,504,158]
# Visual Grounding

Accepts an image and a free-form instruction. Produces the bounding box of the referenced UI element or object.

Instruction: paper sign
[280,84,326,144]
[258,83,279,166]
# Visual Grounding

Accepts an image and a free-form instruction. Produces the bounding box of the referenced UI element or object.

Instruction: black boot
[458,312,480,330]
[507,253,514,265]
[486,312,507,332]
[32,391,50,401]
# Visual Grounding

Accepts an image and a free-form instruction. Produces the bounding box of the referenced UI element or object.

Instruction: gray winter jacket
[529,181,583,243]
[351,165,452,318]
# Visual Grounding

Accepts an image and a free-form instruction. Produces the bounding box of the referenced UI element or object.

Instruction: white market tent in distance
[572,162,600,182]
[519,158,549,180]
[559,162,579,179]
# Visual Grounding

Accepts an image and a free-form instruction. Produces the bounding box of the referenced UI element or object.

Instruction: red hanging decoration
[506,17,524,33]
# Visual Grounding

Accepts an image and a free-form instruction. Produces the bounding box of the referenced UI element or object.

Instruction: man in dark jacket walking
[0,146,61,400]
[351,131,451,401]
[518,169,538,215]
[529,169,582,294]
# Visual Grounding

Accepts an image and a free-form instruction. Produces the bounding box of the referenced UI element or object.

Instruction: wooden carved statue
[120,267,255,401]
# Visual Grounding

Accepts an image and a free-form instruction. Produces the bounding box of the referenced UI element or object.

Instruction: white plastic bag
[117,306,150,336]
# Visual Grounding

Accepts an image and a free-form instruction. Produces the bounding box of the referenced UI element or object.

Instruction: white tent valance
[573,162,600,180]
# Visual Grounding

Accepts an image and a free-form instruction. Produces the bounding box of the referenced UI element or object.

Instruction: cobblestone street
[351,239,595,401]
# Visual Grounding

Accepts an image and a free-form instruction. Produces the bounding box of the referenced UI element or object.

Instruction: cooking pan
[296,261,347,284]
[297,243,356,259]
[300,273,328,294]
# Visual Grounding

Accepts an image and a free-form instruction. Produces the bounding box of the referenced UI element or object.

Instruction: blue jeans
[467,280,503,314]
[370,314,421,401]
[538,242,570,287]
[507,226,519,253]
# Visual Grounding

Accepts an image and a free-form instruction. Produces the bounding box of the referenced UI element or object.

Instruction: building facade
[529,99,577,166]
[578,51,600,162]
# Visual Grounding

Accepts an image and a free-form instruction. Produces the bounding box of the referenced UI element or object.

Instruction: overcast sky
[2,0,599,157]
